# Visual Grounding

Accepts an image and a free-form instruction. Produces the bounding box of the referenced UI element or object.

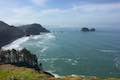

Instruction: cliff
[0,21,50,48]
[0,21,24,48]
[0,48,40,70]
[0,48,54,78]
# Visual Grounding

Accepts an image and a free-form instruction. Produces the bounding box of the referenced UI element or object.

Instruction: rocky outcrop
[0,21,50,48]
[81,27,89,32]
[90,28,96,32]
[81,27,96,32]
[0,48,40,70]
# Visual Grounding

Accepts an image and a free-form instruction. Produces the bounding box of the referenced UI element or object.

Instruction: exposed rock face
[0,21,50,48]
[0,48,40,70]
[81,27,96,32]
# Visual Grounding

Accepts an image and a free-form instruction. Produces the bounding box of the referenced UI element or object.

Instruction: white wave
[2,33,55,51]
[53,73,62,78]
[31,33,55,40]
[71,74,79,77]
[41,47,48,53]
[38,41,44,44]
[47,71,62,78]
[46,33,56,39]
[114,56,120,70]
[68,59,72,62]
[32,35,41,40]
[2,37,29,50]
[72,63,77,65]
[99,49,119,53]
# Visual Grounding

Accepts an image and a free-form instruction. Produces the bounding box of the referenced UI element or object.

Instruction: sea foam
[2,33,55,51]
[2,37,30,50]
[99,49,119,53]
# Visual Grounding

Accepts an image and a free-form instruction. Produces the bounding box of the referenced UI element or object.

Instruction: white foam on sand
[2,37,30,50]
[2,33,56,51]
[47,70,62,78]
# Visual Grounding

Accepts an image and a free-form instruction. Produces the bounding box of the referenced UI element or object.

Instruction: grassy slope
[0,64,119,80]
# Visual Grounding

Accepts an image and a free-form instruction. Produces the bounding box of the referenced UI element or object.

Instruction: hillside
[0,64,120,80]
[19,23,50,36]
[0,21,24,48]
[0,64,52,80]
[0,21,49,48]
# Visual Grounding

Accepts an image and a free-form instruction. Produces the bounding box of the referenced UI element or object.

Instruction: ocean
[2,27,120,77]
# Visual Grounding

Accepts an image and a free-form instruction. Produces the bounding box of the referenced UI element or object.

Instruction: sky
[0,0,120,27]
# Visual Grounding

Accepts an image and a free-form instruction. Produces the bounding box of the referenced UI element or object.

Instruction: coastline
[0,21,119,80]
[1,32,119,79]
[0,36,120,80]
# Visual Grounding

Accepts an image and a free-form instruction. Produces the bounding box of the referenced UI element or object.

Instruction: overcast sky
[0,0,120,27]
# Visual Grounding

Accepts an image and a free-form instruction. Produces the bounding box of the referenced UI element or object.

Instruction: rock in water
[90,28,96,32]
[81,27,96,32]
[81,27,90,32]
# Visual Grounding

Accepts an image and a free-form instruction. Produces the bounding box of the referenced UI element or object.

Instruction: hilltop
[0,64,120,80]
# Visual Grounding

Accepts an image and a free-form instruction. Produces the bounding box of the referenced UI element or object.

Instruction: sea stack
[81,27,89,32]
[90,28,96,32]
[81,27,96,32]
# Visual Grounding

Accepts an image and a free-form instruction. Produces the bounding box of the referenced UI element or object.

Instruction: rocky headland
[0,48,39,70]
[0,21,50,48]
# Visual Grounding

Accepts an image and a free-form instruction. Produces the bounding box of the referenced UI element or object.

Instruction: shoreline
[0,28,117,78]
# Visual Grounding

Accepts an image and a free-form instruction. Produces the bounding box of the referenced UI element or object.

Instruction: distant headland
[0,21,50,48]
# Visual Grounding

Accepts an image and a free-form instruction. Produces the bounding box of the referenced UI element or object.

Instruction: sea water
[2,27,120,77]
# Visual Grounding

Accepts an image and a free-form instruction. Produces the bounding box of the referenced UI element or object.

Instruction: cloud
[1,6,40,25]
[39,2,120,16]
[31,0,48,6]
[72,3,120,13]
[0,0,120,27]
[40,8,66,15]
[38,2,120,26]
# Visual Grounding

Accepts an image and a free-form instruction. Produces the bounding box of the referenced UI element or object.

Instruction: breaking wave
[2,37,30,50]
[99,49,119,53]
[114,56,120,70]
[2,33,55,51]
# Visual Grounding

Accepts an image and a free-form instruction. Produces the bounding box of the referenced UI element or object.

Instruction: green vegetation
[0,65,120,80]
[0,65,51,80]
